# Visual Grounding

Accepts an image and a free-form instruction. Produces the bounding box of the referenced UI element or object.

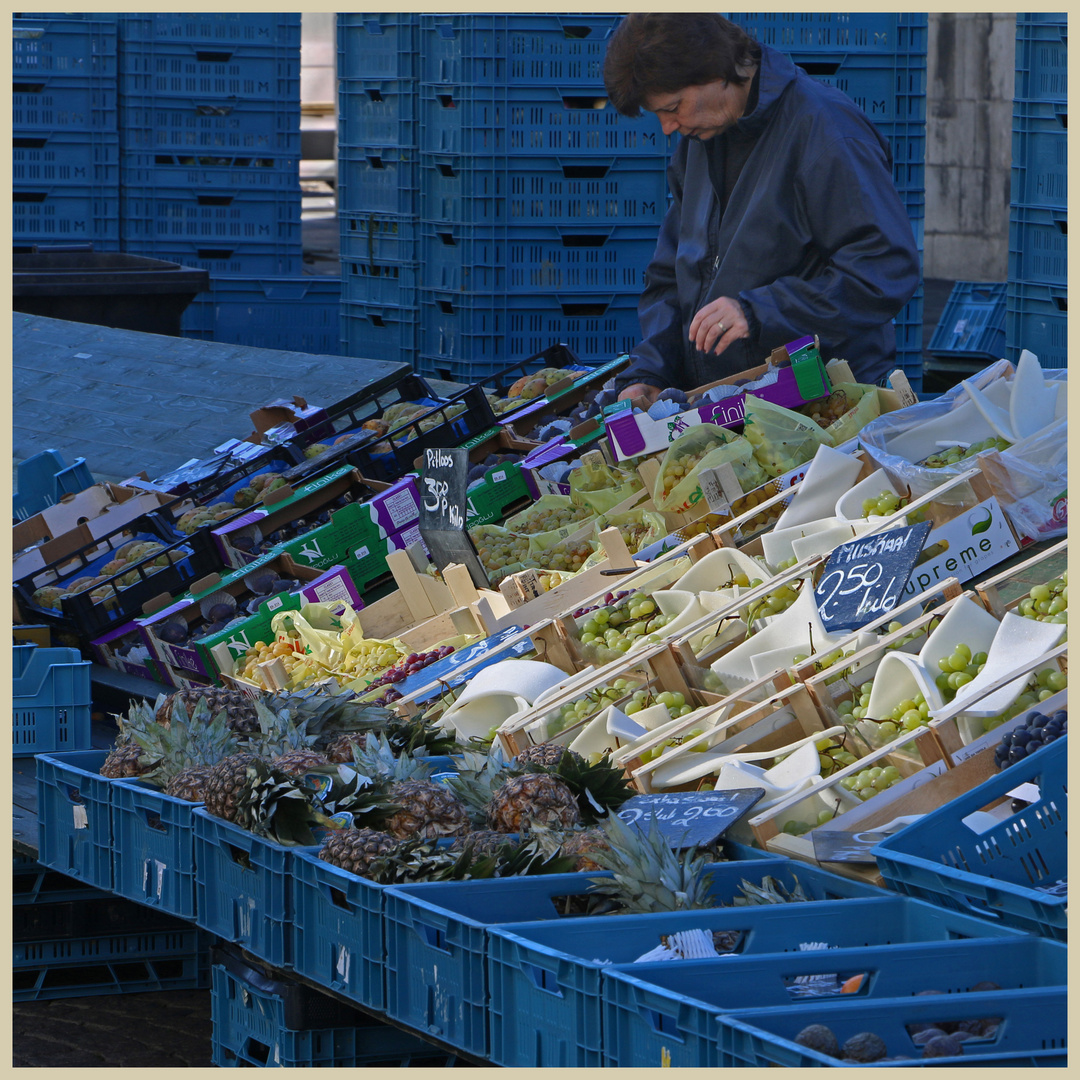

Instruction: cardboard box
[605,342,832,461]
[519,424,610,499]
[138,555,362,683]
[12,482,177,581]
[89,619,159,680]
[247,396,329,446]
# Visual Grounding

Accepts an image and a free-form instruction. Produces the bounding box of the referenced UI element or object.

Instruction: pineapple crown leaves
[586,814,716,914]
[133,700,241,789]
[297,762,402,824]
[349,731,435,784]
[250,699,323,759]
[382,713,459,758]
[267,684,393,739]
[732,874,811,906]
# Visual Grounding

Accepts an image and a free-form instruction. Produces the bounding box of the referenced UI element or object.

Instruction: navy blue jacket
[617,46,921,391]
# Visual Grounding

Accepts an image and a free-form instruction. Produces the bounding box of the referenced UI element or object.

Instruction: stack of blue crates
[336,13,422,367]
[117,13,303,278]
[13,15,121,251]
[725,12,928,391]
[337,13,673,376]
[1005,13,1066,369]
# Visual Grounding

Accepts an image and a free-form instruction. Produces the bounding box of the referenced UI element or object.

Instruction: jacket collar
[734,45,797,137]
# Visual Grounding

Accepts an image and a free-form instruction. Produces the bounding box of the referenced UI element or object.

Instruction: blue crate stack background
[1005,13,1067,369]
[337,13,674,377]
[723,13,928,392]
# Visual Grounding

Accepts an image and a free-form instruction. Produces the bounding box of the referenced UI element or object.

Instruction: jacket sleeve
[737,134,920,354]
[613,154,689,393]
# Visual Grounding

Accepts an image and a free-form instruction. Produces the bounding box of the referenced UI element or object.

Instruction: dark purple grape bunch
[367,644,456,704]
[994,709,1066,770]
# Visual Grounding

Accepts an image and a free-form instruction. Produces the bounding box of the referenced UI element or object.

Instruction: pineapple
[100,699,166,778]
[319,827,397,877]
[541,751,636,825]
[444,746,519,826]
[585,814,716,914]
[133,699,241,803]
[250,699,330,777]
[203,752,261,824]
[448,829,514,859]
[383,779,470,840]
[558,827,611,872]
[154,687,260,733]
[486,773,582,833]
[324,731,365,764]
[515,742,580,768]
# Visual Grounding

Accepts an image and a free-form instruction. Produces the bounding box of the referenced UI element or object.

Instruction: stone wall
[924,12,1016,281]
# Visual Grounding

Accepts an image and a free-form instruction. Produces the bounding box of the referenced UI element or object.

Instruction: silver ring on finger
[717,321,725,335]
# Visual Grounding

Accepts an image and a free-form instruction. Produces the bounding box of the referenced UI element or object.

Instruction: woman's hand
[688,297,750,356]
[617,382,663,405]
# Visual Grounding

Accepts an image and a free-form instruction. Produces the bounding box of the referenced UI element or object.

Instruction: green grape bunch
[920,436,1011,469]
[1017,573,1068,628]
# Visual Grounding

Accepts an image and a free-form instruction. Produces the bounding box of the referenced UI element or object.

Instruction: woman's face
[645,76,754,140]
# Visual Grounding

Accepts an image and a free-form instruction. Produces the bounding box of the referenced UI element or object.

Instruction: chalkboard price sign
[418,446,489,589]
[616,789,765,849]
[814,521,932,634]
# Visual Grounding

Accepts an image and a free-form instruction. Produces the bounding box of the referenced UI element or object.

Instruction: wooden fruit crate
[973,536,1068,619]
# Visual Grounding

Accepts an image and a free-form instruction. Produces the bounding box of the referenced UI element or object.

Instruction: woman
[604,14,921,402]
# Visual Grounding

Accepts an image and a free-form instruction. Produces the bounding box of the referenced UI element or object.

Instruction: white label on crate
[381,488,421,530]
[143,860,150,891]
[312,578,352,605]
[156,860,167,899]
[699,462,743,515]
[336,945,351,982]
[74,352,93,360]
[266,596,284,612]
[491,469,507,484]
[72,805,88,829]
[354,545,370,561]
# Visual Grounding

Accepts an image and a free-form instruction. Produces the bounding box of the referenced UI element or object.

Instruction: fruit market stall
[12,339,1067,1067]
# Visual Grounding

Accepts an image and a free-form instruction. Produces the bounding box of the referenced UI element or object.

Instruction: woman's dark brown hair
[603,14,761,117]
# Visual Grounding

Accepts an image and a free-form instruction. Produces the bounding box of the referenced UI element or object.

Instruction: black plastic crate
[14,513,223,640]
[14,892,194,943]
[345,383,498,484]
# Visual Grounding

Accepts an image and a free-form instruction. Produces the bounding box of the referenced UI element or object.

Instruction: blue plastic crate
[13,186,120,249]
[118,12,300,46]
[180,275,343,356]
[14,886,195,943]
[725,12,928,55]
[211,945,456,1067]
[419,14,624,86]
[382,854,818,1061]
[1014,16,1068,103]
[1005,280,1067,369]
[120,183,300,247]
[341,260,418,308]
[15,926,209,1003]
[290,849,394,1013]
[873,737,1068,940]
[13,449,94,520]
[122,151,301,192]
[1008,203,1067,288]
[12,73,117,133]
[421,221,655,295]
[486,894,1025,1068]
[340,297,419,366]
[36,749,114,891]
[419,289,642,371]
[602,935,1067,1068]
[337,143,419,217]
[13,129,119,187]
[119,95,299,156]
[193,807,312,970]
[420,154,670,229]
[717,987,1067,1067]
[13,15,117,78]
[418,81,672,158]
[339,78,418,149]
[928,281,1008,361]
[1011,99,1067,210]
[13,644,92,757]
[121,239,303,278]
[339,211,420,264]
[792,50,927,126]
[111,778,200,920]
[337,13,420,80]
